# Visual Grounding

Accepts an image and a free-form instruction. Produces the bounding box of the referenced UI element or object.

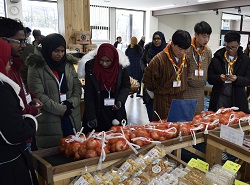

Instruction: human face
[99,56,112,69]
[5,60,13,73]
[171,42,187,58]
[118,38,122,43]
[51,46,65,62]
[195,33,210,47]
[153,34,162,47]
[6,30,26,57]
[225,41,239,57]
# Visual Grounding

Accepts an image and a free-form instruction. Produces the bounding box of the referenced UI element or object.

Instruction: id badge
[26,94,32,104]
[104,98,115,106]
[225,81,232,84]
[195,69,204,76]
[173,81,181,87]
[60,94,67,102]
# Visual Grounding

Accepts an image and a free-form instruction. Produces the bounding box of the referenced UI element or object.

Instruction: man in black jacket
[208,31,250,113]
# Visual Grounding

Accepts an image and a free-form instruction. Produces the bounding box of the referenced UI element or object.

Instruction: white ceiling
[90,0,250,16]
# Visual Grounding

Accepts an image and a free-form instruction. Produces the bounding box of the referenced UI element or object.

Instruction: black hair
[0,17,24,37]
[33,29,42,37]
[194,21,212,35]
[224,31,240,43]
[25,27,32,33]
[116,36,121,40]
[172,29,191,49]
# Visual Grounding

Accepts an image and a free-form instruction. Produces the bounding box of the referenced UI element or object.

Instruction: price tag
[235,179,249,185]
[187,158,197,168]
[223,160,241,173]
[220,124,244,146]
[196,159,209,172]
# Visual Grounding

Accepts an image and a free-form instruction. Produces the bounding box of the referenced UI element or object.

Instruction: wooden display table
[206,128,250,182]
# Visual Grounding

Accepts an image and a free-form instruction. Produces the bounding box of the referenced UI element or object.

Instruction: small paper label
[173,80,181,87]
[195,69,204,76]
[146,148,159,160]
[60,94,67,102]
[235,179,249,185]
[187,158,197,168]
[117,162,132,176]
[196,159,209,172]
[104,98,115,106]
[152,165,162,174]
[223,160,241,173]
[74,176,89,185]
[220,124,244,146]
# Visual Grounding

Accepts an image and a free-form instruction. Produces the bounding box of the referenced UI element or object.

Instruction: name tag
[173,81,181,87]
[60,94,67,102]
[104,98,115,106]
[26,94,32,104]
[195,69,204,76]
[225,81,232,84]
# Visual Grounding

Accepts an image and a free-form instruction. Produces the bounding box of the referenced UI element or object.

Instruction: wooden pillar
[58,0,90,47]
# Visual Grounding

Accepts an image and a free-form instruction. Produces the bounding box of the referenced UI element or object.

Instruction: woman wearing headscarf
[79,43,130,134]
[26,33,82,149]
[140,31,167,121]
[125,36,143,97]
[0,39,38,185]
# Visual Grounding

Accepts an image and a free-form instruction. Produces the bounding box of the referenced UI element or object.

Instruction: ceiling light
[151,4,176,10]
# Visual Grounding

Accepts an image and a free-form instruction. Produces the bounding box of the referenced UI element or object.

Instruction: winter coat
[8,57,39,116]
[208,47,250,113]
[125,45,143,82]
[78,48,130,134]
[183,46,212,114]
[26,52,82,148]
[0,72,38,185]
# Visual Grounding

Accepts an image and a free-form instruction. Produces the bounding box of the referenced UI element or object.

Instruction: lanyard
[191,38,206,77]
[164,44,186,81]
[224,51,237,75]
[104,84,111,99]
[55,73,64,92]
[21,79,28,95]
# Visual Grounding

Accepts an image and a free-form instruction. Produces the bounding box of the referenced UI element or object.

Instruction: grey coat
[26,52,82,148]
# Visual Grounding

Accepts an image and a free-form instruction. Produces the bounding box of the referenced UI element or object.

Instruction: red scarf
[92,43,119,92]
[0,39,11,76]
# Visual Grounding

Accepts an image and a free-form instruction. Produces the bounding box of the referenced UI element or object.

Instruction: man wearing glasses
[0,17,42,150]
[208,31,250,113]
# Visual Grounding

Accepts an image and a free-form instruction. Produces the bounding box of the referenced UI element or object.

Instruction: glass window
[22,0,58,38]
[221,13,241,31]
[116,9,144,47]
[0,0,5,17]
[90,5,109,41]
[242,16,250,32]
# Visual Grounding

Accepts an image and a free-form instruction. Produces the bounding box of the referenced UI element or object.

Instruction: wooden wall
[61,0,90,47]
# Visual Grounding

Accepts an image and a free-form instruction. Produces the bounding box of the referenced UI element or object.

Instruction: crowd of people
[1,15,250,184]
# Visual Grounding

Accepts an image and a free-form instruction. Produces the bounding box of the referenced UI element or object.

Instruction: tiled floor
[125,93,150,126]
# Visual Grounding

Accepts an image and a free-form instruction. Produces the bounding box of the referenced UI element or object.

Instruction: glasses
[99,59,112,65]
[2,37,27,46]
[226,45,239,51]
[153,37,161,41]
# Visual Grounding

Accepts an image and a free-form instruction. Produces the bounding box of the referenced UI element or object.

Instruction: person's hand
[62,100,73,109]
[225,75,237,82]
[220,74,226,82]
[113,101,122,110]
[63,108,72,117]
[87,119,98,128]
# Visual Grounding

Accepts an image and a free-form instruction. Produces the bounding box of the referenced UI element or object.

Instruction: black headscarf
[41,33,68,93]
[149,31,167,57]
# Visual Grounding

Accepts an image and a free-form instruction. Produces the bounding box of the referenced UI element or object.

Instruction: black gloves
[62,100,73,109]
[63,109,72,117]
[87,119,98,128]
[113,101,122,110]
[62,100,73,117]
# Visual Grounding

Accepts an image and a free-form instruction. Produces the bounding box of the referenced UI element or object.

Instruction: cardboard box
[68,44,83,53]
[75,31,91,45]
[84,44,97,54]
